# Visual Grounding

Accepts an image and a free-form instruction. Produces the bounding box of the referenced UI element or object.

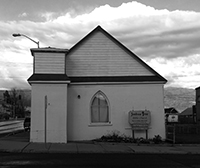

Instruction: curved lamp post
[12,33,39,48]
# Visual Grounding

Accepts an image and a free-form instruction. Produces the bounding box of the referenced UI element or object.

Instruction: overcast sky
[1,0,200,89]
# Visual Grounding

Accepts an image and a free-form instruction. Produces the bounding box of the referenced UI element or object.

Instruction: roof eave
[30,48,68,56]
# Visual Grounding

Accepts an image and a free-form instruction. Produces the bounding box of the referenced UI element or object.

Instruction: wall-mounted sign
[129,110,151,126]
[168,114,178,122]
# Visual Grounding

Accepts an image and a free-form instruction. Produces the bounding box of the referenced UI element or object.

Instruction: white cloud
[1,1,200,89]
[18,12,28,18]
[146,54,200,88]
[40,12,57,21]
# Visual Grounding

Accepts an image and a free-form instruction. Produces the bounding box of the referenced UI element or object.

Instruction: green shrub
[94,130,136,143]
[153,135,162,144]
[93,131,163,144]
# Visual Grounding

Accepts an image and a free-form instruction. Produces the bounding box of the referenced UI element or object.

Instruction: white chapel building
[28,26,167,143]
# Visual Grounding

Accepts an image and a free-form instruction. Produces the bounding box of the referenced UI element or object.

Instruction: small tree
[3,88,29,118]
[2,90,11,114]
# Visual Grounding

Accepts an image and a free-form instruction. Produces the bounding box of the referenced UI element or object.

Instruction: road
[0,153,199,167]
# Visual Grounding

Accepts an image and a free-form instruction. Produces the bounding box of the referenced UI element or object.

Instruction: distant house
[164,107,179,123]
[177,86,200,124]
[195,87,200,124]
[179,106,196,124]
[28,26,167,143]
[165,107,179,115]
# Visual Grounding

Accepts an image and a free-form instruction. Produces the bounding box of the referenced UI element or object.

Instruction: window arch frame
[90,90,111,125]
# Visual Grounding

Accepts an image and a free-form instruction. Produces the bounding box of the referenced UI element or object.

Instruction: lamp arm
[20,34,39,48]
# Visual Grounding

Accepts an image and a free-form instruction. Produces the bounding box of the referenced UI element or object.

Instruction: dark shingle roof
[28,74,165,83]
[28,74,70,82]
[69,76,166,83]
[165,107,179,114]
[179,107,193,116]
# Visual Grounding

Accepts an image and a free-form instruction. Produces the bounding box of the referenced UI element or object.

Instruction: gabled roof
[28,26,167,84]
[179,107,193,116]
[195,86,200,90]
[67,25,167,83]
[165,107,179,114]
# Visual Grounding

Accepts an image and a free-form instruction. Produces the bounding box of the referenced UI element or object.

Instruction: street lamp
[12,33,40,48]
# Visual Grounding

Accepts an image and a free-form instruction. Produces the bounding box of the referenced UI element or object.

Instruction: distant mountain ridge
[164,87,195,112]
[0,87,196,113]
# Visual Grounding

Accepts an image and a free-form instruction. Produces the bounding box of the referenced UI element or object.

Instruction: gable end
[65,25,167,82]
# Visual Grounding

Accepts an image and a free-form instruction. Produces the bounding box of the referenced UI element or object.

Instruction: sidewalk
[0,132,200,154]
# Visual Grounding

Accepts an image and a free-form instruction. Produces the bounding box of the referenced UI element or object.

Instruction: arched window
[91,91,109,123]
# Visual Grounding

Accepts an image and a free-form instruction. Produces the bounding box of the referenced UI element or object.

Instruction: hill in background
[164,87,195,112]
[0,87,196,113]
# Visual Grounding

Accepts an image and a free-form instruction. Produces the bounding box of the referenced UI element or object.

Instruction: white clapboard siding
[34,53,65,74]
[66,31,154,76]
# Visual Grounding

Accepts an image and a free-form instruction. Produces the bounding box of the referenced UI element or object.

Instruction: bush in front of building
[152,135,162,144]
[93,130,163,144]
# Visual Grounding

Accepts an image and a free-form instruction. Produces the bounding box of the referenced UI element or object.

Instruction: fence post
[173,123,175,145]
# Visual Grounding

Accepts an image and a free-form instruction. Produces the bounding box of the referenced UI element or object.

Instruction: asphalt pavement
[0,131,200,154]
[1,153,200,168]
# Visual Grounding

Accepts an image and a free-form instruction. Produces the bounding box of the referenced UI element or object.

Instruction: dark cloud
[125,25,200,59]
